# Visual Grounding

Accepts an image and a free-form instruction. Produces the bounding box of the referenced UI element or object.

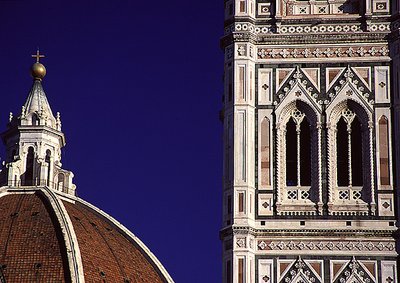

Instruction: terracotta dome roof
[0,187,172,283]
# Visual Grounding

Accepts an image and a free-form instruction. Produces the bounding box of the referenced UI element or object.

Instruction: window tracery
[285,109,311,184]
[285,109,312,202]
[336,108,363,188]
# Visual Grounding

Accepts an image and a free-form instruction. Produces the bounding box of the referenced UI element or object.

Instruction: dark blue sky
[0,1,223,282]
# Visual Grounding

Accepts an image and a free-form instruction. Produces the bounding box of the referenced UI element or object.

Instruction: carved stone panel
[378,194,395,216]
[381,261,397,283]
[374,66,390,103]
[258,68,273,105]
[258,193,273,216]
[258,259,273,283]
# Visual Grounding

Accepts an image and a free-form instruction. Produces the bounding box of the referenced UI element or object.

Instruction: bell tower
[0,51,75,195]
[221,0,398,282]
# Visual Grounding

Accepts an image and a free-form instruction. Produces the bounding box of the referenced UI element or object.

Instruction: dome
[0,187,172,283]
[0,54,173,282]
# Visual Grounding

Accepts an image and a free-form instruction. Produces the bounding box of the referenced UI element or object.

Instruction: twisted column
[368,120,376,214]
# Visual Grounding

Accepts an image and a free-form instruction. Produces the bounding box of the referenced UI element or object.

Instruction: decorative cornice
[257,33,388,45]
[225,225,397,238]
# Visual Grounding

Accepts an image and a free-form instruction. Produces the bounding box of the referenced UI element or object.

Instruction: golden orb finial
[30,49,46,80]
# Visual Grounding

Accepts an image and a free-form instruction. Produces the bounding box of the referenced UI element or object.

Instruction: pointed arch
[333,258,374,283]
[279,257,321,283]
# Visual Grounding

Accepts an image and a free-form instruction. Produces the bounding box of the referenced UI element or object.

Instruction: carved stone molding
[257,46,389,60]
[225,23,390,36]
[257,240,395,252]
[236,237,246,248]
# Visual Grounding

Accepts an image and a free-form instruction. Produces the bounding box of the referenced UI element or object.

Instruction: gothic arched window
[276,100,320,215]
[284,108,313,202]
[286,118,297,186]
[379,116,390,186]
[327,100,375,215]
[329,102,375,212]
[337,117,349,186]
[285,109,311,188]
[336,109,363,189]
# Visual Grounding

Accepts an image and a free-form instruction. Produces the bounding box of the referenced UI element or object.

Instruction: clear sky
[0,1,223,282]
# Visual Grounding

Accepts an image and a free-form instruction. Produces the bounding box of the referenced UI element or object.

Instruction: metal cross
[31,49,45,63]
